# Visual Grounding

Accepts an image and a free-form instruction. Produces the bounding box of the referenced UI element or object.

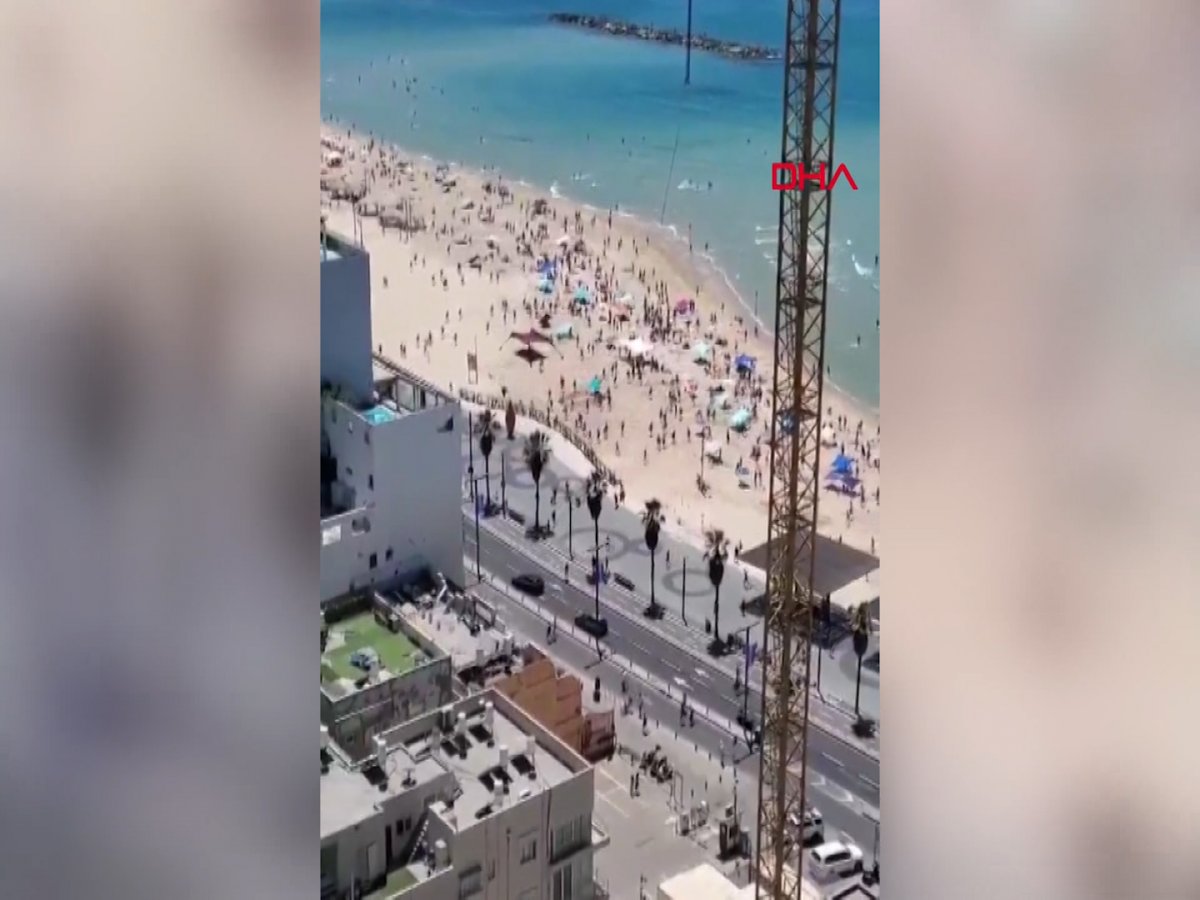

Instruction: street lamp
[585,474,604,624]
[468,472,493,582]
[564,482,574,559]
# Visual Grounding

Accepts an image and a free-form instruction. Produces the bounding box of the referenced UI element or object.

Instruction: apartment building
[320,228,464,602]
[320,689,606,900]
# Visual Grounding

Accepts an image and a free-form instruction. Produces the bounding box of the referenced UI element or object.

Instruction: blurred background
[0,0,1195,898]
[883,0,1200,897]
[0,0,318,897]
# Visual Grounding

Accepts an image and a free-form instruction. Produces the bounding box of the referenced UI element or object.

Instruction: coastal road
[472,576,882,865]
[463,518,880,812]
[461,433,881,721]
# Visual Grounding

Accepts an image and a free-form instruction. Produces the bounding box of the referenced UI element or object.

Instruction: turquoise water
[364,405,398,425]
[321,0,879,407]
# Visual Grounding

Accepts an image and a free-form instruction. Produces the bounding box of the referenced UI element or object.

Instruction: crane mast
[754,0,842,896]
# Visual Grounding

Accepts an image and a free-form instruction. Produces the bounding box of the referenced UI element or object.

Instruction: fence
[457,387,621,487]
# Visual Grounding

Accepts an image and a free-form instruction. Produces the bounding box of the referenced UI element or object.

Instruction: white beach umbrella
[555,234,572,247]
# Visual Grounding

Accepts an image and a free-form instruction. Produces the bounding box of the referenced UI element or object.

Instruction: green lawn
[367,866,417,899]
[322,611,424,682]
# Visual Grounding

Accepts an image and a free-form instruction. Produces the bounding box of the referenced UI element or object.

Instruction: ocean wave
[677,179,714,192]
[754,236,775,246]
[549,182,562,198]
[571,172,592,182]
[851,254,875,278]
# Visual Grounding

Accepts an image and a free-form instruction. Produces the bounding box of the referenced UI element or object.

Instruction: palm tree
[585,470,606,621]
[703,528,729,652]
[523,430,552,537]
[477,409,495,507]
[851,603,873,718]
[641,499,665,618]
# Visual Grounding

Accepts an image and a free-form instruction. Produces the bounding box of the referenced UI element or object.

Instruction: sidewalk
[462,425,881,725]
[475,518,883,758]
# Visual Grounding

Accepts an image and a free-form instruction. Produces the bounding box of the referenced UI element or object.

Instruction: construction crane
[754,0,842,897]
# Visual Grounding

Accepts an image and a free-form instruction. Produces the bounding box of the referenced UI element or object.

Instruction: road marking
[858,774,879,790]
[597,791,631,819]
[694,668,710,680]
[821,752,845,769]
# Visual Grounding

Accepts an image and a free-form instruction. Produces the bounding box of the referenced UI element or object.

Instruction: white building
[321,229,464,600]
[320,688,606,900]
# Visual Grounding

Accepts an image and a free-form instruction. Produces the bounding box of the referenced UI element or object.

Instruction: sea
[321,0,880,408]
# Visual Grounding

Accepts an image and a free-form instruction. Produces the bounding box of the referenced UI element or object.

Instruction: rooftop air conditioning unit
[484,702,495,732]
[499,746,509,769]
[455,711,467,739]
[433,839,449,870]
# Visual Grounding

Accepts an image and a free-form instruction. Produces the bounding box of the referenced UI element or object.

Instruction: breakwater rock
[549,13,782,62]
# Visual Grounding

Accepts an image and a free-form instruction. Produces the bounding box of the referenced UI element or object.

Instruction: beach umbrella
[704,440,723,461]
[729,408,752,431]
[617,292,635,307]
[587,375,603,395]
[624,337,652,357]
[693,341,711,361]
[573,285,591,304]
[554,322,574,339]
[537,278,554,294]
[486,235,501,247]
[556,234,572,247]
[734,353,756,373]
[675,297,695,315]
[831,453,856,475]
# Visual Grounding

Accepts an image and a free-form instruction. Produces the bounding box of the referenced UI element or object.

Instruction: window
[552,863,574,900]
[487,859,496,881]
[385,547,393,561]
[369,553,378,569]
[368,475,374,490]
[458,864,482,898]
[519,834,537,864]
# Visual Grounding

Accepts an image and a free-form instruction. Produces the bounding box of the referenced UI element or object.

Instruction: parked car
[808,840,863,880]
[511,573,545,596]
[789,806,824,846]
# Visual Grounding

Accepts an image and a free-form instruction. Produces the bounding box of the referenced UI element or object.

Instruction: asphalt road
[473,578,882,865]
[464,519,880,812]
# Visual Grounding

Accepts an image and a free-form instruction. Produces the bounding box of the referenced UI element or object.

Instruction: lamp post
[500,453,507,514]
[739,624,754,725]
[681,561,688,624]
[586,478,604,624]
[467,410,476,500]
[469,472,491,582]
[565,483,574,559]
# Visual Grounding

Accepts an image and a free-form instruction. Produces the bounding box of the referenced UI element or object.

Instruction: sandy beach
[321,122,880,560]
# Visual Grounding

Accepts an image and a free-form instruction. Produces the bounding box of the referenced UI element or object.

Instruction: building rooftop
[320,228,366,263]
[321,609,430,696]
[320,741,446,840]
[320,690,581,840]
[403,597,514,675]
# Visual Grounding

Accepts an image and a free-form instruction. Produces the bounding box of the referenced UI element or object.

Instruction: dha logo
[771,162,858,192]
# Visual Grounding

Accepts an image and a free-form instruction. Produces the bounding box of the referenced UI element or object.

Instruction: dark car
[574,613,608,639]
[511,573,545,596]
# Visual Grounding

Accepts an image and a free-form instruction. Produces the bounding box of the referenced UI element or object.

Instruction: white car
[808,840,864,880]
[788,806,824,845]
